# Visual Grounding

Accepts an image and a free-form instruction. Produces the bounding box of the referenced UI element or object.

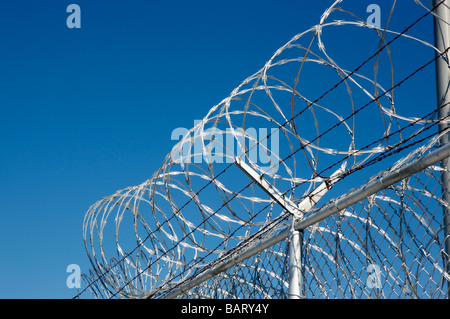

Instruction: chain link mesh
[175,161,450,299]
[303,165,449,298]
[179,241,290,299]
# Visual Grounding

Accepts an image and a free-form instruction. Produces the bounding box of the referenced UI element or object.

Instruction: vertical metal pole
[433,0,450,298]
[234,158,338,299]
[288,227,303,299]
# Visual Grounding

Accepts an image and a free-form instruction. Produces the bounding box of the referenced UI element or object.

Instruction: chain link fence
[303,168,449,298]
[175,159,450,299]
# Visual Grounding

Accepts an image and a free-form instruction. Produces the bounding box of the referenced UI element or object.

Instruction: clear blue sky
[0,0,438,298]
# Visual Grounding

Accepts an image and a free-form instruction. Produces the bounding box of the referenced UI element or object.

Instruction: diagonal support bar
[234,157,344,220]
[296,164,345,214]
[234,157,304,219]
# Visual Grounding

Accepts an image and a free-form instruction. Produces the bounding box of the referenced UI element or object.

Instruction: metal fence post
[433,0,450,298]
[288,226,303,299]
